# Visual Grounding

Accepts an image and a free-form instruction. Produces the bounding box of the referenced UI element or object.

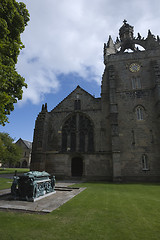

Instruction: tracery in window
[142,154,149,171]
[62,115,76,152]
[61,113,94,152]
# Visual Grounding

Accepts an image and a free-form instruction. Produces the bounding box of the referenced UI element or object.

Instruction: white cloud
[17,0,160,104]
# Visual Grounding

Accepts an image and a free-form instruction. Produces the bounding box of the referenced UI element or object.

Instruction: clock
[129,63,140,72]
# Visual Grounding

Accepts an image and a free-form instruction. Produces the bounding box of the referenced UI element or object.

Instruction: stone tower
[103,20,160,181]
[31,21,160,182]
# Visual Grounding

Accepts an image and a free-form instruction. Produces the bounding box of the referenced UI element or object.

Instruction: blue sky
[1,0,160,142]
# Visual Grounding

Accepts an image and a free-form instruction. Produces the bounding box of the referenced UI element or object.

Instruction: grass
[0,182,160,240]
[0,168,29,190]
[0,177,12,190]
[0,168,29,175]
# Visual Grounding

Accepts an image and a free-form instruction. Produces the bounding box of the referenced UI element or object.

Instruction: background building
[31,21,160,182]
[16,138,32,168]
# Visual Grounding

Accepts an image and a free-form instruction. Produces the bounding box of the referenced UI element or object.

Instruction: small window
[136,106,143,120]
[132,78,136,89]
[142,154,149,171]
[131,77,141,89]
[137,77,141,89]
[74,100,81,110]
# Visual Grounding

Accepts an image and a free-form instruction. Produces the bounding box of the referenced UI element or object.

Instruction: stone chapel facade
[31,21,160,182]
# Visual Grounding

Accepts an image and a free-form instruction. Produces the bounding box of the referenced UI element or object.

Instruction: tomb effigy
[11,171,56,201]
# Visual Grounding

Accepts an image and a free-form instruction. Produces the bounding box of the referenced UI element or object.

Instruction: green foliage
[0,0,29,125]
[0,132,22,166]
[0,137,5,159]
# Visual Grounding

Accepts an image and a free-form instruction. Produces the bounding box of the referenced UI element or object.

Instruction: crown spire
[103,20,160,61]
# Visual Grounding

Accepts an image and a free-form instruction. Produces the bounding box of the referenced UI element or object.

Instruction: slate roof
[23,140,32,149]
[16,138,32,149]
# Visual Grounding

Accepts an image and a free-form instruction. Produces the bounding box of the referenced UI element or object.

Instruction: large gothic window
[62,115,76,152]
[61,113,94,152]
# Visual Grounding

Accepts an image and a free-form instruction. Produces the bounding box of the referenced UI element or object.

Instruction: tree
[0,137,6,160]
[0,132,22,166]
[0,0,30,125]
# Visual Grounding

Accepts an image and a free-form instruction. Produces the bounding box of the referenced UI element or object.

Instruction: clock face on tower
[129,63,140,72]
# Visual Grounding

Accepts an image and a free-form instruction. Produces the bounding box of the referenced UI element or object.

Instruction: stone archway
[22,160,28,168]
[71,157,83,177]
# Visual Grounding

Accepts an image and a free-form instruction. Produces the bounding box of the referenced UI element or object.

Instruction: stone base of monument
[0,182,86,214]
[32,191,56,202]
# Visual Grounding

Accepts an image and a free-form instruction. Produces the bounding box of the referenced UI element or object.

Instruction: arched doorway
[71,157,83,177]
[22,160,28,168]
[15,162,20,168]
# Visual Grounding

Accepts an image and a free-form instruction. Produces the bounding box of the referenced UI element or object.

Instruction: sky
[1,0,160,142]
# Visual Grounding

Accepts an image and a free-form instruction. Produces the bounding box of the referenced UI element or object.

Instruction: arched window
[136,106,144,120]
[142,154,149,171]
[61,113,94,153]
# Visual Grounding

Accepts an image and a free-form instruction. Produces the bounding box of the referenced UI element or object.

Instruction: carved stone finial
[107,35,113,47]
[148,29,152,36]
[41,104,44,112]
[45,103,47,111]
[116,37,120,43]
[123,19,127,24]
[104,35,116,56]
[137,33,141,40]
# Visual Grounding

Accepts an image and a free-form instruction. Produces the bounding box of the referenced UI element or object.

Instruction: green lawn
[0,182,160,240]
[0,177,12,189]
[0,168,29,175]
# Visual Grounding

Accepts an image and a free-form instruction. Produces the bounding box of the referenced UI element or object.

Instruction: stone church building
[31,21,160,182]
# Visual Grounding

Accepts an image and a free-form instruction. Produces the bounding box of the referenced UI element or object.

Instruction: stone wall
[102,49,160,181]
[44,152,112,181]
